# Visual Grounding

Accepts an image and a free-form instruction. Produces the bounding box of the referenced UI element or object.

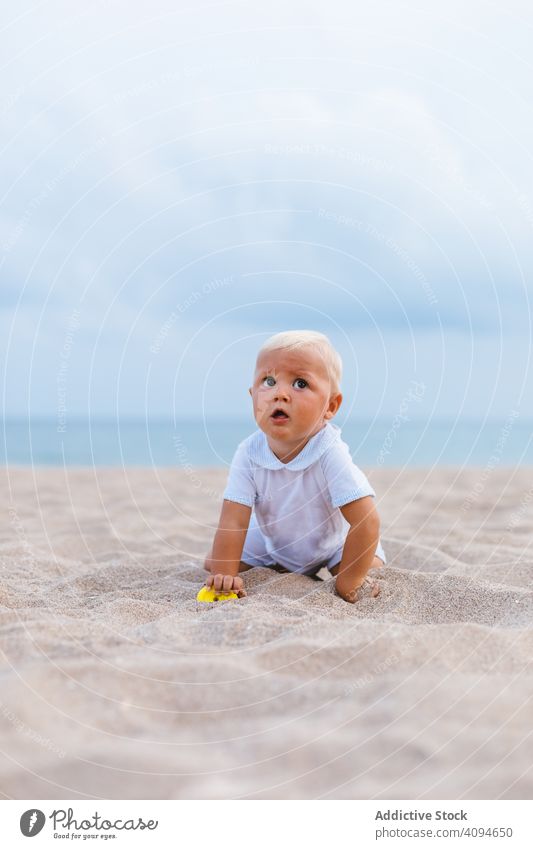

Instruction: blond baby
[204,330,386,603]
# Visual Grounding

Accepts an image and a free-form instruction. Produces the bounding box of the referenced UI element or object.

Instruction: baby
[204,330,386,603]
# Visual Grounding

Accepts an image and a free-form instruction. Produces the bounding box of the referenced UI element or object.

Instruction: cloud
[1,0,532,416]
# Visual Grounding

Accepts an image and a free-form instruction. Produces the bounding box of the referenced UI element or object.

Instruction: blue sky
[1,0,533,422]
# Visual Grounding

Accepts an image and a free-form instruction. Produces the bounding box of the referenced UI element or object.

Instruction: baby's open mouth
[271,408,289,420]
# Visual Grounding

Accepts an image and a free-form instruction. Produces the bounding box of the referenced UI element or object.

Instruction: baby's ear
[248,387,252,397]
[325,392,342,418]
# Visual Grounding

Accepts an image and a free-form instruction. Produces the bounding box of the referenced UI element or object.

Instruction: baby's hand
[205,573,247,598]
[335,575,380,604]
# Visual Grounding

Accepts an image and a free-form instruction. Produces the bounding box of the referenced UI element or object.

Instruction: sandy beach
[0,464,532,799]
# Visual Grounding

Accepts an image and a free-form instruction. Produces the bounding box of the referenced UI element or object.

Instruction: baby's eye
[262,376,276,387]
[293,378,308,389]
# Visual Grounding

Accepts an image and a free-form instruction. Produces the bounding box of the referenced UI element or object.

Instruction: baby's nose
[274,386,290,401]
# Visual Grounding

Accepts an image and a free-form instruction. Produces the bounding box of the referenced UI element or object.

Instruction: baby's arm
[204,499,252,597]
[334,496,381,603]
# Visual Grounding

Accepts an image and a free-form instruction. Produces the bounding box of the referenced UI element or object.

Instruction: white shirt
[223,422,379,571]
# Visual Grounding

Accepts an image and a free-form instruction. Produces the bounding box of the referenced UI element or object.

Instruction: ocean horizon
[2,415,532,467]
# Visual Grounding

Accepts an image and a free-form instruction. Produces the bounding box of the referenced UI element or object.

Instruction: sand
[0,464,532,799]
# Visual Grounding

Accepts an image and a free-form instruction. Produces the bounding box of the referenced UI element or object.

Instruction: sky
[1,0,533,423]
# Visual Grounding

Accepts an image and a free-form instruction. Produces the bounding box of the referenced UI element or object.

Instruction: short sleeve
[222,440,257,507]
[319,438,376,507]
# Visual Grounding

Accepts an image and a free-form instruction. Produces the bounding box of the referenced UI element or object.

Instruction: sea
[2,416,532,467]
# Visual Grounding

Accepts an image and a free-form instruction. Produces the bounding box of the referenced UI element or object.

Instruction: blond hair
[257,330,342,393]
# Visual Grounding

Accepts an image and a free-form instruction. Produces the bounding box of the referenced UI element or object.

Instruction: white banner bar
[1,800,531,848]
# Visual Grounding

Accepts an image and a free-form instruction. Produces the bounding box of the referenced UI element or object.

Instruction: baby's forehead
[255,346,327,375]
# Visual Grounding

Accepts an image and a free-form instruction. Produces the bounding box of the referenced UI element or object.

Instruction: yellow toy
[196,586,238,603]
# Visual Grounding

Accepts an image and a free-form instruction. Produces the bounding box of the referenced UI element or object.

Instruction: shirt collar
[248,422,341,471]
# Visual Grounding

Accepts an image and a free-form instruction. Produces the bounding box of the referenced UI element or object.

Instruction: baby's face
[249,346,342,446]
